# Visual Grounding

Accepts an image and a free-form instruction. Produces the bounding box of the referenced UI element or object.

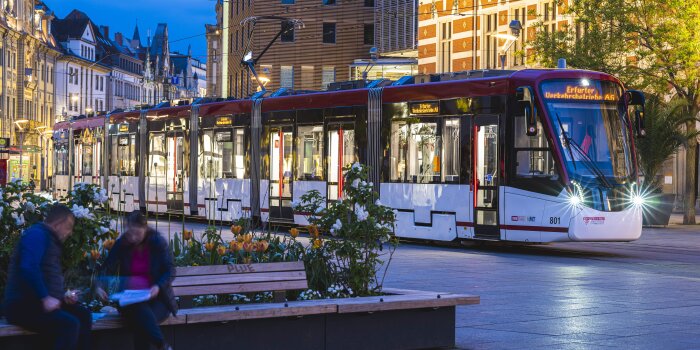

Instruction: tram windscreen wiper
[555,112,613,189]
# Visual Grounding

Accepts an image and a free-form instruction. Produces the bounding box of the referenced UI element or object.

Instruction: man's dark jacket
[4,223,65,305]
[98,230,178,315]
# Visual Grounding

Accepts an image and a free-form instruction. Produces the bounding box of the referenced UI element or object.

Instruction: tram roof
[101,69,622,122]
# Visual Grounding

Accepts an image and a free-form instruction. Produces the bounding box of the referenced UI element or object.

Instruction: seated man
[3,204,91,350]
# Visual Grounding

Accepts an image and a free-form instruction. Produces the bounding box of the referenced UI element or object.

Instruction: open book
[109,289,151,307]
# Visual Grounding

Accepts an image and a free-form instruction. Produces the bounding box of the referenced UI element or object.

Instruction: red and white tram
[56,69,648,243]
[52,116,107,197]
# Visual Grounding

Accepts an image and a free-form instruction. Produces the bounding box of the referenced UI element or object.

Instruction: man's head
[125,211,149,245]
[45,204,75,242]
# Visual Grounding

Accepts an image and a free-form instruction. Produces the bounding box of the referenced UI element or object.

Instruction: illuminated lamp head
[567,181,585,208]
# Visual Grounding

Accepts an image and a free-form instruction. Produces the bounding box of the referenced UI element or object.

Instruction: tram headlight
[568,194,582,206]
[631,194,646,207]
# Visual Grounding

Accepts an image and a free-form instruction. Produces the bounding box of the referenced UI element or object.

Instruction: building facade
[171,46,207,99]
[417,0,572,73]
[221,0,376,98]
[0,0,61,186]
[205,1,223,99]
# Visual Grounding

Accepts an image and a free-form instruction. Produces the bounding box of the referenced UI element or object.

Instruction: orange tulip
[242,241,254,253]
[204,242,215,251]
[182,230,193,241]
[90,249,100,260]
[256,240,269,253]
[289,228,299,239]
[243,233,253,244]
[312,239,323,250]
[308,225,319,239]
[216,245,227,255]
[229,241,241,252]
[236,234,245,243]
[102,239,115,250]
[230,225,242,235]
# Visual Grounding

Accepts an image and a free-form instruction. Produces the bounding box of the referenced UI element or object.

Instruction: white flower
[375,199,382,206]
[93,188,109,203]
[290,200,299,208]
[351,178,360,188]
[0,188,4,198]
[355,203,369,221]
[109,220,118,230]
[12,212,25,226]
[11,178,22,184]
[71,205,95,220]
[25,201,36,213]
[368,182,373,187]
[330,219,342,236]
[98,226,110,234]
[360,181,367,188]
[351,162,362,171]
[0,206,4,217]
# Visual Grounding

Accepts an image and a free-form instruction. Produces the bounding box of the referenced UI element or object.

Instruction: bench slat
[173,279,309,297]
[182,302,337,324]
[172,271,305,287]
[335,294,480,313]
[175,261,305,276]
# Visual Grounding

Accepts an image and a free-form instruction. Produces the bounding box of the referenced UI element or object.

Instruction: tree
[636,97,699,192]
[530,0,700,224]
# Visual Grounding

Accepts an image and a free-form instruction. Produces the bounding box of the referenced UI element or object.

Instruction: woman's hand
[95,287,109,302]
[149,285,160,299]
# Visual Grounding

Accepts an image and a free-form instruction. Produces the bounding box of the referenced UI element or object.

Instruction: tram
[54,69,647,243]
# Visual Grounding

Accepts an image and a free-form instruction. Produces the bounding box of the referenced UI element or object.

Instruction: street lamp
[496,20,523,70]
[14,119,29,181]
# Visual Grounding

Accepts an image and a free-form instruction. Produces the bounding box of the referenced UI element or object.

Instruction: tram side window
[111,135,136,176]
[200,128,246,179]
[513,116,557,178]
[200,130,221,179]
[55,144,68,175]
[82,144,93,176]
[442,119,460,183]
[149,133,167,178]
[296,125,324,180]
[390,121,441,183]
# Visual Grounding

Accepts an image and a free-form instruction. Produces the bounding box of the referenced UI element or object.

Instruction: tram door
[473,116,500,239]
[269,126,294,221]
[166,131,186,212]
[327,124,355,201]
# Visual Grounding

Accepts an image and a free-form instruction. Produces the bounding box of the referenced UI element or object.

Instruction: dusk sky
[48,0,215,62]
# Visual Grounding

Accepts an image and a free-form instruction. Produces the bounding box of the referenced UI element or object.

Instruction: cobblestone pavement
[147,215,700,349]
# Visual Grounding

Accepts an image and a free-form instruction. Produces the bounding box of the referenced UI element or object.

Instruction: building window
[363,24,374,45]
[322,23,336,44]
[281,0,294,3]
[281,24,295,42]
[296,125,324,180]
[301,66,314,90]
[321,66,335,90]
[323,0,336,4]
[280,66,294,89]
[439,21,452,73]
[364,0,374,7]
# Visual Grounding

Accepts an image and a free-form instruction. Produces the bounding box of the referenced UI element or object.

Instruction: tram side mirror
[626,90,646,138]
[516,86,537,136]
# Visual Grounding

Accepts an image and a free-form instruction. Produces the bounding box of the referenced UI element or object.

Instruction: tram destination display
[409,101,440,115]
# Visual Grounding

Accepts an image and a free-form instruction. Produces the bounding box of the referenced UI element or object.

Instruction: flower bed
[1,163,399,311]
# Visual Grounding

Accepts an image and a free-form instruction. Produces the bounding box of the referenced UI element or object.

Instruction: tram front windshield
[541,79,634,184]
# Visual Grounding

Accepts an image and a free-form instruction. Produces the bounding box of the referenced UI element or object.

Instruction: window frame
[322,22,337,44]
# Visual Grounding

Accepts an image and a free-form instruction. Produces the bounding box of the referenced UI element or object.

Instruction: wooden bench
[0,260,480,350]
[173,261,308,307]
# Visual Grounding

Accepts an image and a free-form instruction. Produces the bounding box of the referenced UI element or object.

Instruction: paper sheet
[110,289,151,307]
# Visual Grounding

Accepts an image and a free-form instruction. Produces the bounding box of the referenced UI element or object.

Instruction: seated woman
[96,211,177,350]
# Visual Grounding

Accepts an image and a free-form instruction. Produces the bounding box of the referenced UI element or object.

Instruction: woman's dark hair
[126,211,148,228]
[45,204,75,224]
